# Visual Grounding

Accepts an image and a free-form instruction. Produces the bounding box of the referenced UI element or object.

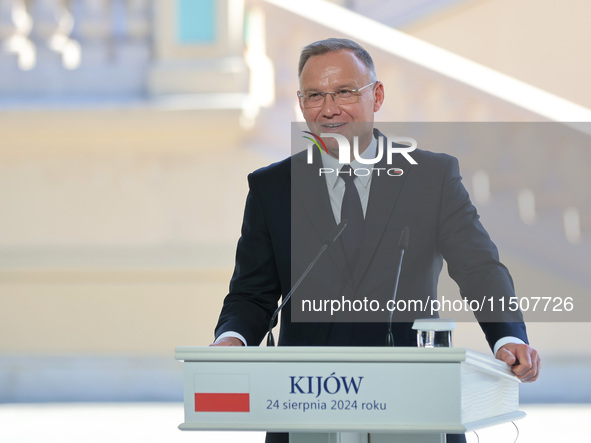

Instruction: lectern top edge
[175,345,468,362]
[175,346,515,379]
[178,345,483,362]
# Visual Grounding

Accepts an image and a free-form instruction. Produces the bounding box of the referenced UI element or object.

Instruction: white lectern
[175,347,523,443]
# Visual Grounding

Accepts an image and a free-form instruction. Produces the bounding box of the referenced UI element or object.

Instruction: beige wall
[0,107,268,356]
[404,0,591,109]
[0,268,231,354]
[0,109,259,247]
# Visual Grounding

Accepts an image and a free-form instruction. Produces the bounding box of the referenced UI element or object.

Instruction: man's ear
[373,81,385,112]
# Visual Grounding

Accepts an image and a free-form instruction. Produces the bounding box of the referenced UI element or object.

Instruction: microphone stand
[386,226,409,347]
[266,221,347,346]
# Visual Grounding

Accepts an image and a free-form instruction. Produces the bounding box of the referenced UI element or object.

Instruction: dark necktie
[340,165,364,268]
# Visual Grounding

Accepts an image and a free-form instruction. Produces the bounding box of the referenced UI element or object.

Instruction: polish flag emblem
[194,373,250,412]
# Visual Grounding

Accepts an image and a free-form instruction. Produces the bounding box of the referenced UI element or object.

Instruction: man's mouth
[321,122,346,129]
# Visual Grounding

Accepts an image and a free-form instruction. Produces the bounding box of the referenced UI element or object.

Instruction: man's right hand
[209,337,245,346]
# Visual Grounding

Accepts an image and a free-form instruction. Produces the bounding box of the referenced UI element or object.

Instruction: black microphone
[266,220,347,346]
[386,226,409,347]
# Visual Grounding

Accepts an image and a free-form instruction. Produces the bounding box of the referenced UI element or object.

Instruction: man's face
[298,50,384,158]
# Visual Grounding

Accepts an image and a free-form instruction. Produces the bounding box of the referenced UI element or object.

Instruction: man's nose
[321,93,340,116]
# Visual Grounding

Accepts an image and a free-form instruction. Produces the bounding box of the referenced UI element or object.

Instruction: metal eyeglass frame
[297,81,378,106]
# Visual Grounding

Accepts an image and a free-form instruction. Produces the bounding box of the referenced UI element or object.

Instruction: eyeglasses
[297,81,377,109]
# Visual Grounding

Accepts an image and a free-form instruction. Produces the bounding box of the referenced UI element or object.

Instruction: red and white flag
[194,373,250,412]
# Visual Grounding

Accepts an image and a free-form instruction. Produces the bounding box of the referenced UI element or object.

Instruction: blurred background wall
[0,0,590,404]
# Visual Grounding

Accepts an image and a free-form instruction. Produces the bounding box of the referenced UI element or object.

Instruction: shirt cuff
[493,336,526,356]
[214,331,247,346]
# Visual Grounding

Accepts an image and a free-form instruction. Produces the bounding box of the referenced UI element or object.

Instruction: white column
[0,0,34,70]
[29,0,80,69]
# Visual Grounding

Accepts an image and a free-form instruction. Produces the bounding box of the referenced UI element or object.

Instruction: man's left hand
[495,343,541,382]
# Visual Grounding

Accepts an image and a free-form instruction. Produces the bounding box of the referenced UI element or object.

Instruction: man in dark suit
[211,38,540,442]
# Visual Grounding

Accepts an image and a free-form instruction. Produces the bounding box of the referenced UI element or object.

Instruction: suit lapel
[291,149,352,286]
[354,131,411,285]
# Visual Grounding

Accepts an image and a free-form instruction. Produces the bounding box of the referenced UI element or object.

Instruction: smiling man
[211,38,540,443]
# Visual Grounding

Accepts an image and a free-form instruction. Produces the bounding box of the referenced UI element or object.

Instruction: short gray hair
[298,38,377,80]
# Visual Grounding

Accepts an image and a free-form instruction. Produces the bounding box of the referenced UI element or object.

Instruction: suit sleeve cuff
[214,331,248,346]
[493,336,526,356]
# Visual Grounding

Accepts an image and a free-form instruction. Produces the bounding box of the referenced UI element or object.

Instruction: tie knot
[339,165,356,184]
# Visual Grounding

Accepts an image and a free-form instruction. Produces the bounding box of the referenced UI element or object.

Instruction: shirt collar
[321,135,377,190]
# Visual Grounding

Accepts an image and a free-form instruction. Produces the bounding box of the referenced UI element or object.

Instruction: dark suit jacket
[215,130,528,349]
